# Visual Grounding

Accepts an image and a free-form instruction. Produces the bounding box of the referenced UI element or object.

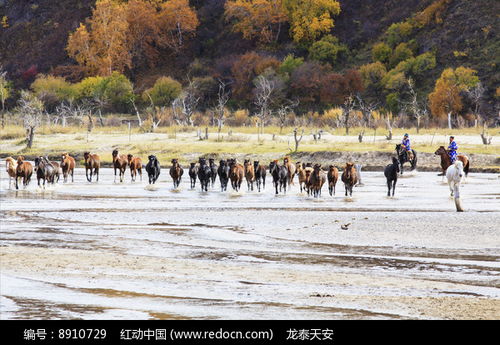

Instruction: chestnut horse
[243,159,255,191]
[434,146,470,177]
[83,152,100,182]
[15,156,33,189]
[61,152,75,182]
[5,157,17,188]
[170,159,184,188]
[112,149,128,183]
[309,164,326,198]
[327,165,339,196]
[127,154,143,182]
[283,157,296,185]
[341,162,358,197]
[228,159,244,192]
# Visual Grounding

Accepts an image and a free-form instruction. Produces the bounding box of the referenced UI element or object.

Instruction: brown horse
[229,159,244,192]
[243,159,255,191]
[61,152,75,182]
[50,161,61,183]
[341,162,358,197]
[127,154,143,182]
[5,157,17,188]
[112,149,128,183]
[15,156,33,189]
[296,162,313,194]
[83,152,100,182]
[327,165,339,196]
[169,159,184,188]
[283,156,296,185]
[309,164,326,198]
[434,146,470,177]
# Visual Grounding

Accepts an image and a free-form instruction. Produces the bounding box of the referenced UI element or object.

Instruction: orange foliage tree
[158,0,199,52]
[224,0,288,44]
[428,67,479,127]
[67,0,130,76]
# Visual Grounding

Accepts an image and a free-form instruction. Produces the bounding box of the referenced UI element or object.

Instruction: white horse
[446,160,464,212]
[446,160,464,197]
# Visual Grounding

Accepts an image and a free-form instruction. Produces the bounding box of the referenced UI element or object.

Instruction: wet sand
[1,165,499,319]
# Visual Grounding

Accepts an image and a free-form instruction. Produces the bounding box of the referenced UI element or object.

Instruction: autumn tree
[31,75,75,111]
[224,0,288,44]
[429,67,479,128]
[282,0,341,43]
[143,76,182,107]
[372,42,392,64]
[158,0,199,52]
[308,35,348,67]
[0,66,10,128]
[67,0,130,76]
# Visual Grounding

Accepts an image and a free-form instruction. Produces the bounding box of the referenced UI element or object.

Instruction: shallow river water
[1,164,499,319]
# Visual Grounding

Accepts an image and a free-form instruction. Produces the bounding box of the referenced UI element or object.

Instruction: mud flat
[1,166,499,319]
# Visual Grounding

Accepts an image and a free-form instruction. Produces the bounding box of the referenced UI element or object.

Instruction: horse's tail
[412,150,417,170]
[464,157,470,177]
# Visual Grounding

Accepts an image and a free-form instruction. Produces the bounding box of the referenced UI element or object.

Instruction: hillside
[0,0,498,117]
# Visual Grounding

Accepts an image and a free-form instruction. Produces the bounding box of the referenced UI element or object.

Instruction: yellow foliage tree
[282,0,341,43]
[158,0,199,52]
[224,0,288,44]
[67,0,130,76]
[429,67,479,127]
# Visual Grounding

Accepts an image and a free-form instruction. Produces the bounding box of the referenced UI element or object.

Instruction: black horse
[146,155,161,184]
[217,160,230,192]
[269,160,288,195]
[208,158,218,187]
[395,144,417,174]
[197,158,211,192]
[34,156,56,188]
[188,163,198,189]
[384,157,400,197]
[254,161,266,192]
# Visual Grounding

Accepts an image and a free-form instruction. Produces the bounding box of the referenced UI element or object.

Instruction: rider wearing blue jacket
[448,136,458,163]
[402,133,413,160]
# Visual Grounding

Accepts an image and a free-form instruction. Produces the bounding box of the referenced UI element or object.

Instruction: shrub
[142,76,182,107]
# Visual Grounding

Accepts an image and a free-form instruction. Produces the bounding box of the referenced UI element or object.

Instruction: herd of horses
[4,145,470,199]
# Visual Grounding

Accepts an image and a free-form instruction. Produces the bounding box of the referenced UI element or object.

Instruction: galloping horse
[208,158,218,187]
[434,146,470,177]
[283,157,296,185]
[112,149,128,183]
[83,152,100,182]
[384,157,400,197]
[198,158,212,192]
[228,159,244,192]
[253,161,266,192]
[327,165,339,196]
[310,164,326,198]
[15,156,33,189]
[269,160,288,195]
[5,157,17,188]
[395,144,417,174]
[34,156,56,188]
[243,159,255,191]
[446,160,464,197]
[188,162,198,189]
[127,154,143,182]
[50,160,61,183]
[146,155,161,184]
[60,152,75,183]
[341,162,358,197]
[218,160,230,192]
[170,159,184,188]
[296,162,313,194]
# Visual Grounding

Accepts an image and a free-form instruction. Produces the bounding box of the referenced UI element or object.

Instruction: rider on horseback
[402,133,414,160]
[448,136,458,163]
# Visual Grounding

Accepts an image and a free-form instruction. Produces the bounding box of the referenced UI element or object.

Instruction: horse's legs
[392,180,397,196]
[71,170,74,182]
[86,168,90,182]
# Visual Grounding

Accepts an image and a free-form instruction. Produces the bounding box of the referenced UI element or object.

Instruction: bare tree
[293,127,304,152]
[468,82,485,127]
[172,79,200,126]
[17,91,44,148]
[254,75,275,140]
[55,100,95,127]
[214,79,230,140]
[341,95,356,135]
[356,95,378,128]
[403,78,428,133]
[276,99,299,134]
